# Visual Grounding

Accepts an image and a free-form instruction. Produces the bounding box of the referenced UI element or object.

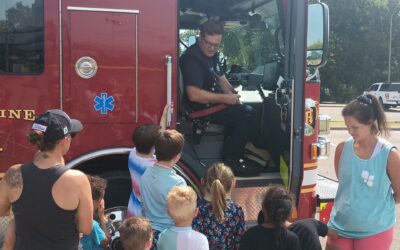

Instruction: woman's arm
[334,142,345,179]
[387,148,400,203]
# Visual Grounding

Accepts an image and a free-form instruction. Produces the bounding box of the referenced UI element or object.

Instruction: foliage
[320,0,400,102]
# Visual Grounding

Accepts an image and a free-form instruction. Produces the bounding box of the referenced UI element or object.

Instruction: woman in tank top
[326,94,400,250]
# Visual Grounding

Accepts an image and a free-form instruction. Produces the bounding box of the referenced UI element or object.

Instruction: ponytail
[210,179,227,220]
[27,130,57,152]
[204,163,235,221]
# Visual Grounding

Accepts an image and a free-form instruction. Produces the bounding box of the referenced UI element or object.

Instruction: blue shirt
[157,226,209,250]
[139,164,186,232]
[80,220,106,250]
[328,137,396,238]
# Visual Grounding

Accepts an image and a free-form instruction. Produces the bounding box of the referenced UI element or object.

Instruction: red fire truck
[0,0,333,234]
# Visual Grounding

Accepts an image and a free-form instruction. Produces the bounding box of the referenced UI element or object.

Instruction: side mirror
[307,3,329,67]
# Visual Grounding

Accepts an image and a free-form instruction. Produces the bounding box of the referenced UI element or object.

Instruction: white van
[364,82,400,109]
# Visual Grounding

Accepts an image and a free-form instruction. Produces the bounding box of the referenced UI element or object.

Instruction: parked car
[364,82,400,110]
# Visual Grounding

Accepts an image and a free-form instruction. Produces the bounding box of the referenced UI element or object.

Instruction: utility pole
[388,3,400,83]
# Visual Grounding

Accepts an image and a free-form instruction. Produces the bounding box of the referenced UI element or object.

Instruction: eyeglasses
[202,37,221,49]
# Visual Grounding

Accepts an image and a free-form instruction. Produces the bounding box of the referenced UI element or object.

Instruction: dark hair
[27,130,58,151]
[261,185,293,249]
[154,129,184,161]
[204,163,235,220]
[132,124,160,154]
[119,216,152,250]
[342,94,388,136]
[199,20,224,37]
[87,175,107,201]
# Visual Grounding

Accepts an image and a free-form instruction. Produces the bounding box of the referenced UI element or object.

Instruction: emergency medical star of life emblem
[94,93,115,115]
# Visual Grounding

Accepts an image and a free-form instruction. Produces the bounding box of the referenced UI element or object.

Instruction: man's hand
[223,94,241,105]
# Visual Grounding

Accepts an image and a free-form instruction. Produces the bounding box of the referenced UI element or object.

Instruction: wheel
[99,171,131,209]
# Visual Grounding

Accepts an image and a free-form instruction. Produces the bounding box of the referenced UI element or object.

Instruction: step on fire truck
[0,0,336,246]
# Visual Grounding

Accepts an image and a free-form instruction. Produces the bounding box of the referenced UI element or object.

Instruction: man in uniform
[180,20,258,175]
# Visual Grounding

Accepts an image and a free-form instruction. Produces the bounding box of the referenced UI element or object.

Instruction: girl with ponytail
[193,163,245,250]
[240,185,301,250]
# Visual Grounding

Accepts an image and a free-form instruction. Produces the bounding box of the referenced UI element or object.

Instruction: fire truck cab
[0,0,330,240]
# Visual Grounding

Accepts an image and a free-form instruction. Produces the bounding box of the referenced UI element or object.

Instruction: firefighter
[180,20,258,176]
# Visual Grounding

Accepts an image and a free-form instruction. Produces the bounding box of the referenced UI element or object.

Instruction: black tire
[99,171,131,209]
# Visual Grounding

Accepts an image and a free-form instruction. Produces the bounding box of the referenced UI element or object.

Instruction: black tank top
[12,163,79,250]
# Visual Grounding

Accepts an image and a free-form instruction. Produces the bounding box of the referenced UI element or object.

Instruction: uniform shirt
[127,147,156,217]
[239,225,301,250]
[157,226,209,250]
[328,137,396,238]
[180,42,223,112]
[139,164,187,232]
[288,218,327,250]
[193,199,245,250]
[80,220,106,250]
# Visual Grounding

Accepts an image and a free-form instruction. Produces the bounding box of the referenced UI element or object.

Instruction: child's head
[119,216,152,250]
[261,185,292,227]
[132,124,161,154]
[154,129,185,162]
[342,94,388,137]
[204,163,235,220]
[87,175,107,217]
[167,186,197,224]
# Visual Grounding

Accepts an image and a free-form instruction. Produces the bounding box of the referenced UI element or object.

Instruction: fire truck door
[61,6,138,123]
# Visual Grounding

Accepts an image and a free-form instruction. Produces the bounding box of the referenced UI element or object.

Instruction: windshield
[180,1,280,75]
[221,2,280,73]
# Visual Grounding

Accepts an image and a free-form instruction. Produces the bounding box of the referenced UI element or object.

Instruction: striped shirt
[127,147,156,217]
[157,226,209,250]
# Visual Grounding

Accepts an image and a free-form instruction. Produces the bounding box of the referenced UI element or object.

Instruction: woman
[327,94,400,250]
[0,109,93,250]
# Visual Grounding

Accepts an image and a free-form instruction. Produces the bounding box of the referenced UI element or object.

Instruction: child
[81,175,109,250]
[327,94,400,250]
[128,104,171,217]
[119,216,153,250]
[287,218,337,250]
[139,129,187,247]
[240,185,301,250]
[193,163,245,250]
[157,186,209,250]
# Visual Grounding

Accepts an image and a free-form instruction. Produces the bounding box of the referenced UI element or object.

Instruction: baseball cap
[32,109,83,143]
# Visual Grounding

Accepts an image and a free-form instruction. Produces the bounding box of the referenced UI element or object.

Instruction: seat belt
[188,104,227,119]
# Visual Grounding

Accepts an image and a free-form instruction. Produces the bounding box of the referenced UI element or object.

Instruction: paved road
[318,105,400,250]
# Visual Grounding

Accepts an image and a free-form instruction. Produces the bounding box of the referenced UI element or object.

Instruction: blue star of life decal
[94,93,115,115]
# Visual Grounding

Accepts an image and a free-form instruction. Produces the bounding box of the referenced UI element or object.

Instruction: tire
[99,171,131,209]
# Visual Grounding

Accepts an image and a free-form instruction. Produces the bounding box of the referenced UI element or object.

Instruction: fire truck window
[0,0,44,74]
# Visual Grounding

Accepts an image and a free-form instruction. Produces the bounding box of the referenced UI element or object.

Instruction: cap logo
[32,123,47,132]
[63,126,69,135]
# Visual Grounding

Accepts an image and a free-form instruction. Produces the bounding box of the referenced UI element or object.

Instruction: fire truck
[0,0,333,238]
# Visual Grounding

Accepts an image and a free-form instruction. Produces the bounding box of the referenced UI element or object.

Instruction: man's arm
[217,75,237,94]
[185,85,240,105]
[73,171,93,234]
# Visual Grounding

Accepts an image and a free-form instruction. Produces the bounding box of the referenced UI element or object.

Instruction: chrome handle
[165,55,173,127]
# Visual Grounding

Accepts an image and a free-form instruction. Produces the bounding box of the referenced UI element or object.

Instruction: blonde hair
[119,216,152,250]
[167,186,197,223]
[204,163,235,220]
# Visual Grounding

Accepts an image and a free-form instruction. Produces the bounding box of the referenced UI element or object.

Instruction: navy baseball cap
[32,109,83,143]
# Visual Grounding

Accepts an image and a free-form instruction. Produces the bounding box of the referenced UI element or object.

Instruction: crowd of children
[1,106,342,250]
